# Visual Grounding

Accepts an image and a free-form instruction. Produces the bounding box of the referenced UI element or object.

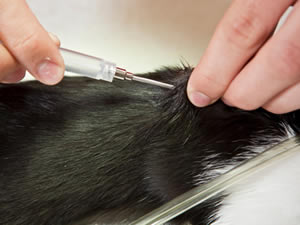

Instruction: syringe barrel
[59,48,116,82]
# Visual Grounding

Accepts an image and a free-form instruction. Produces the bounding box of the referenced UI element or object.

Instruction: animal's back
[0,67,300,225]
[0,75,163,224]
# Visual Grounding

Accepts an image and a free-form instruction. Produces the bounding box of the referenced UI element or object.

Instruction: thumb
[0,0,65,85]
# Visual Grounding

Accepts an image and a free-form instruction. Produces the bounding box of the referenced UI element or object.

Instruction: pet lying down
[0,67,300,225]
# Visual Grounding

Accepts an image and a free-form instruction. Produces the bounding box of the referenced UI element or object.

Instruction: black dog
[0,67,300,225]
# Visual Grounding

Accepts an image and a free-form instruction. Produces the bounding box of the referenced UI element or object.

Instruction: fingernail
[37,59,63,85]
[189,91,212,107]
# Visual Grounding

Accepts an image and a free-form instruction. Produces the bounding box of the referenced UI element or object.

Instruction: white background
[25,0,231,79]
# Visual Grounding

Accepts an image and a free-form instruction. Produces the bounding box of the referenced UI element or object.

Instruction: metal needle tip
[115,68,175,90]
[131,75,175,89]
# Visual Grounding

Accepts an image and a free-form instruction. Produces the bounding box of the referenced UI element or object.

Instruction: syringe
[59,48,174,89]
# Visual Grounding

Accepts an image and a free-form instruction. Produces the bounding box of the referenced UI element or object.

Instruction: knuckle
[224,6,268,50]
[272,40,300,79]
[10,31,39,53]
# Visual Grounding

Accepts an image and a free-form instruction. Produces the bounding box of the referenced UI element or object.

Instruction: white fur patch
[212,123,300,225]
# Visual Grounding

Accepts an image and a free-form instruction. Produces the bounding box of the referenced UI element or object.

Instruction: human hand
[187,1,299,114]
[0,0,64,84]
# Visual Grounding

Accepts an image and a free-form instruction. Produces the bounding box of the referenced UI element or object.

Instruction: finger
[263,82,300,114]
[0,0,64,85]
[187,0,291,107]
[0,32,60,84]
[223,2,300,110]
[1,68,26,83]
[0,44,22,80]
[48,32,61,47]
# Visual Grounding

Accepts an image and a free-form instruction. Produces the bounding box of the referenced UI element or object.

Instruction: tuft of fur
[0,66,299,225]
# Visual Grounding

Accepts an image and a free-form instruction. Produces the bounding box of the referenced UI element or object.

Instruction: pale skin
[188,0,300,114]
[1,0,299,114]
[0,0,64,85]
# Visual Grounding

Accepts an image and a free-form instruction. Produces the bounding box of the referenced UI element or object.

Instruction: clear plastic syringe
[59,48,174,89]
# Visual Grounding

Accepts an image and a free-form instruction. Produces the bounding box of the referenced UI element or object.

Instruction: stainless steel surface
[131,76,175,89]
[115,68,175,89]
[130,136,300,225]
[114,68,130,80]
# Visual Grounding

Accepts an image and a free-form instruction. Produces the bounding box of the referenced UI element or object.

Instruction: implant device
[59,48,174,89]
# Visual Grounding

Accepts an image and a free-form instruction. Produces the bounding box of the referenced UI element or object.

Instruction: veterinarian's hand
[187,1,300,114]
[0,0,64,84]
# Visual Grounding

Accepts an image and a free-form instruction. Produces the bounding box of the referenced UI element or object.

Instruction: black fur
[0,67,299,225]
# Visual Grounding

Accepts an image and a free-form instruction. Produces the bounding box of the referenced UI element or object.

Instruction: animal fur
[0,67,299,225]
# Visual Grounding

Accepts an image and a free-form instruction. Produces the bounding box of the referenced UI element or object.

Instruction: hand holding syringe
[60,48,174,89]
